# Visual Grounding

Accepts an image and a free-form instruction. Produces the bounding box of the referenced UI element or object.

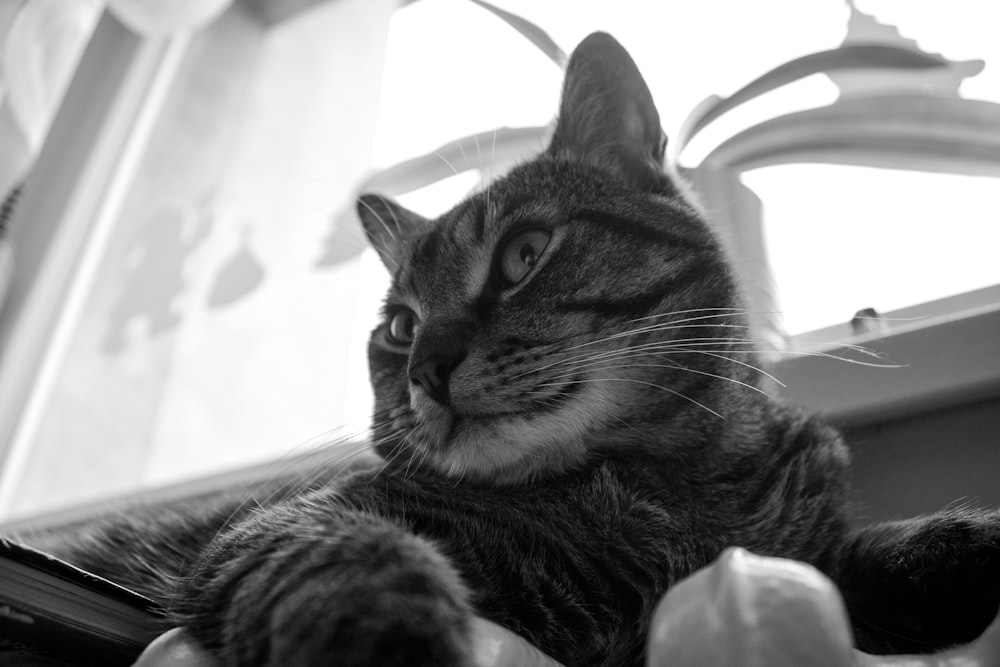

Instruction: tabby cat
[17,32,1000,666]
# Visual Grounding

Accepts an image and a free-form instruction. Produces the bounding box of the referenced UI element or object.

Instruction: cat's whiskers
[433,150,461,178]
[407,431,439,482]
[611,340,901,375]
[371,408,428,482]
[562,322,753,354]
[728,343,902,369]
[533,334,900,388]
[607,308,755,340]
[621,306,753,326]
[512,309,753,365]
[545,360,773,398]
[454,136,470,169]
[280,412,401,489]
[400,411,443,481]
[520,308,751,358]
[473,133,484,179]
[357,198,401,271]
[283,438,375,500]
[368,439,408,482]
[537,342,771,393]
[128,549,180,594]
[614,308,894,366]
[625,341,901,371]
[486,126,498,215]
[220,406,410,530]
[668,347,785,388]
[369,419,418,481]
[401,428,423,481]
[559,338,765,374]
[512,335,752,381]
[508,331,796,410]
[534,376,724,419]
[218,437,374,536]
[224,432,350,504]
[528,307,894,380]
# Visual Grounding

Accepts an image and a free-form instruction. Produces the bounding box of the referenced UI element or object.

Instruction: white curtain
[0,0,236,203]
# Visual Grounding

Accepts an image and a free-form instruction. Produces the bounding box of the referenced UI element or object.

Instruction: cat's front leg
[173,502,475,666]
[835,508,1000,654]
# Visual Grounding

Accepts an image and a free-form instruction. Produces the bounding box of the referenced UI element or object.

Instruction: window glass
[1,1,396,520]
[4,0,1000,521]
[743,165,1000,335]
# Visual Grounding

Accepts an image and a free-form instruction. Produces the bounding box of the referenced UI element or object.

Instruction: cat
[13,31,1000,666]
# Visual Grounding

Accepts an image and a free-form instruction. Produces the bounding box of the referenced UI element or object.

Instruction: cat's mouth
[404,376,605,483]
[410,391,525,443]
[451,405,525,421]
[413,373,586,427]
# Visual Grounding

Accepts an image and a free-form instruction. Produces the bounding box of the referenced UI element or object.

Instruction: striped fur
[18,32,1000,666]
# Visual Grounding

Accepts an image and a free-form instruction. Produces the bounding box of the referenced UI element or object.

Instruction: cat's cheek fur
[408,390,455,446]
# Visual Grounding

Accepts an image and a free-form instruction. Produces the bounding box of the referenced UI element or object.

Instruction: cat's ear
[357,193,426,270]
[548,32,670,192]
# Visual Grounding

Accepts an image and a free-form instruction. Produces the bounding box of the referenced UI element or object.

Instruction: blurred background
[0,0,997,525]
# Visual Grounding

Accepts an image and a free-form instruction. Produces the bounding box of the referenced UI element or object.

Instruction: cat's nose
[409,354,462,405]
[407,316,473,405]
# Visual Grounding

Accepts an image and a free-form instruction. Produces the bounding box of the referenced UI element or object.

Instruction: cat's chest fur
[314,401,847,662]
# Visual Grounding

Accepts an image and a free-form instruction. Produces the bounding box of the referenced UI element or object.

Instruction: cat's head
[358,33,746,483]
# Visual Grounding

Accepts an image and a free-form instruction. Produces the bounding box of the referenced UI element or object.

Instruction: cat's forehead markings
[453,199,487,246]
[455,199,495,301]
[387,264,421,315]
[459,193,528,298]
[470,198,489,243]
[493,199,563,235]
[392,208,487,310]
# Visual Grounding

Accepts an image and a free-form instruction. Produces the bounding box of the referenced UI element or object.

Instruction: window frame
[0,13,189,514]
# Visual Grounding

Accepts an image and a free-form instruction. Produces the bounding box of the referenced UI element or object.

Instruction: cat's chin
[438,416,588,485]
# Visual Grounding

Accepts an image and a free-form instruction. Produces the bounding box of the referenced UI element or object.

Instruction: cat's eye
[499,229,551,287]
[386,309,419,345]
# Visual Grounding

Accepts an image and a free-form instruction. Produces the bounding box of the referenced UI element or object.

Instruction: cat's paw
[272,527,473,665]
[184,513,475,667]
[839,508,1000,654]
